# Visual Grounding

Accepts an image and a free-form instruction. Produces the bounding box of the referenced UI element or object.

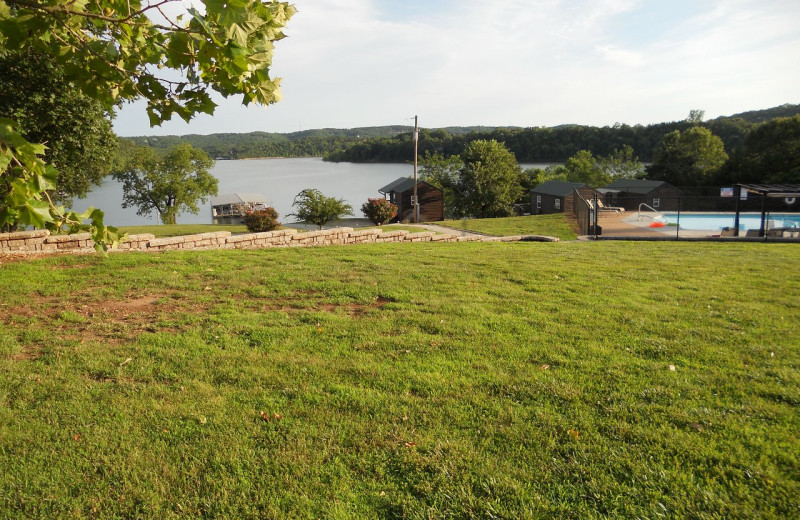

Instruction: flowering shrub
[243,207,280,232]
[361,198,397,225]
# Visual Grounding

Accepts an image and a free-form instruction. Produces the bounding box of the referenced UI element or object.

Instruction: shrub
[361,198,397,225]
[243,207,280,232]
[289,189,353,229]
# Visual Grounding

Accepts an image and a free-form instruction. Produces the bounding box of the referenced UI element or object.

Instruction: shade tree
[646,127,728,186]
[453,140,524,218]
[0,49,117,204]
[113,144,218,225]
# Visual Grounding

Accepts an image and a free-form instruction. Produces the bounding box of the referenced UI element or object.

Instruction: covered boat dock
[211,193,269,221]
[734,184,800,237]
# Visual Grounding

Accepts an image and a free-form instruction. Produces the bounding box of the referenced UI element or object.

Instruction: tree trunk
[161,208,178,225]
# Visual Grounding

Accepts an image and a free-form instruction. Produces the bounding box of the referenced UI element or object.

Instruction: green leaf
[18,199,53,229]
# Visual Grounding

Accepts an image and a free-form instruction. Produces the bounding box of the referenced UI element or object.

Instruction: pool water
[662,212,800,231]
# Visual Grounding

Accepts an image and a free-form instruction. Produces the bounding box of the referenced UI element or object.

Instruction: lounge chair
[595,200,625,212]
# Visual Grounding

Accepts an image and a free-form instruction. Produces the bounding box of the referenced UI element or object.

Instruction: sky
[113,0,800,137]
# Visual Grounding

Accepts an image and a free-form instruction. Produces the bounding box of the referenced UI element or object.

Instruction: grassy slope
[1,242,798,519]
[435,214,578,240]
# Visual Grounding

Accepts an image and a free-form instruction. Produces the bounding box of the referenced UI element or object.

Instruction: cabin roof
[379,177,415,194]
[378,177,439,195]
[603,179,671,194]
[532,180,588,197]
[210,193,268,206]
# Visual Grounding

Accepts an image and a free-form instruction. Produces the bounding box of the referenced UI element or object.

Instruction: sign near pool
[720,187,734,197]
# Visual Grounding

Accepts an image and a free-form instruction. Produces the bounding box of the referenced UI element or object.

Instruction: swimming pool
[662,212,800,231]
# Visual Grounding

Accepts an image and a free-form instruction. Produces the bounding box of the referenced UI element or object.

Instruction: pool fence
[577,190,800,241]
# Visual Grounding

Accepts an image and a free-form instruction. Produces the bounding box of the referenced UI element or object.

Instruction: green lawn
[1,242,798,518]
[434,214,578,240]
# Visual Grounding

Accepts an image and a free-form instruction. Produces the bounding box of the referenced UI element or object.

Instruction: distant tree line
[325,111,794,165]
[332,108,800,187]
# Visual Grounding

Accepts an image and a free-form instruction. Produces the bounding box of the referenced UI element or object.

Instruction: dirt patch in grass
[98,295,163,313]
[347,296,394,317]
[3,294,167,320]
[10,345,42,361]
[3,293,206,349]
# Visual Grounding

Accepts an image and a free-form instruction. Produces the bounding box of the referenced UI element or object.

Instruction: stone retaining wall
[0,227,557,256]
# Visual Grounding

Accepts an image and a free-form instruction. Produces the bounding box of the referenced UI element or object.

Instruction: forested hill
[324,104,800,163]
[123,104,799,162]
[124,125,497,160]
[720,104,800,124]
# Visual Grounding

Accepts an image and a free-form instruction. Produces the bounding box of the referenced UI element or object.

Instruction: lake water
[72,158,552,226]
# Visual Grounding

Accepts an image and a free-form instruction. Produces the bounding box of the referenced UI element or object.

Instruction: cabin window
[554,198,561,210]
[536,195,541,209]
[652,198,660,208]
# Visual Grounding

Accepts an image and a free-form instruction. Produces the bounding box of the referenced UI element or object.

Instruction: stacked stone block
[1,227,556,257]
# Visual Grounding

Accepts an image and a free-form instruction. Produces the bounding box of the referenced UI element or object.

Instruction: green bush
[289,189,353,229]
[361,198,397,225]
[243,207,280,232]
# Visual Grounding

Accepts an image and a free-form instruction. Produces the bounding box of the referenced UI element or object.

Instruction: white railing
[637,203,665,222]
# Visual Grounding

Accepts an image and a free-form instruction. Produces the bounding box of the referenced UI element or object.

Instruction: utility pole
[413,115,419,223]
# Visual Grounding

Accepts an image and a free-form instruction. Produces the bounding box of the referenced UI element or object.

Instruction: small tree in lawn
[361,198,397,225]
[290,189,352,229]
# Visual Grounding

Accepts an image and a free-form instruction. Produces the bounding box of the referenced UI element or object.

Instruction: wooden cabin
[599,179,682,211]
[378,178,444,222]
[531,181,599,215]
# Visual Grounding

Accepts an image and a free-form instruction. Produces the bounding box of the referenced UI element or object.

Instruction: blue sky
[114,0,800,136]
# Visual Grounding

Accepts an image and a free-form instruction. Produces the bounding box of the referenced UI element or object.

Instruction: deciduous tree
[647,127,728,186]
[453,140,523,218]
[113,144,218,224]
[0,49,117,204]
[0,0,295,124]
[718,115,800,184]
[564,150,609,187]
[0,0,294,246]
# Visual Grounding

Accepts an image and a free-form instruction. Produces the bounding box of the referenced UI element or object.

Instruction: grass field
[435,214,578,240]
[1,241,798,518]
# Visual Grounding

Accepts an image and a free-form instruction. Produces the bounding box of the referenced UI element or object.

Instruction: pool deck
[588,212,799,240]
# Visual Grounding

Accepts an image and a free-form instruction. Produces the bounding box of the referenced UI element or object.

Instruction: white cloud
[114,0,800,136]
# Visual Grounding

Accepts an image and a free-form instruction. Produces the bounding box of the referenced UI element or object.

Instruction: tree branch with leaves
[0,0,294,247]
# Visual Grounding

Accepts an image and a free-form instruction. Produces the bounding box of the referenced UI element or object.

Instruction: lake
[72,158,553,226]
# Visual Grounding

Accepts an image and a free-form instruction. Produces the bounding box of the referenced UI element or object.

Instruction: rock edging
[0,228,559,256]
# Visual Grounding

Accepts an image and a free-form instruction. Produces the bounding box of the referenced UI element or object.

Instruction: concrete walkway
[414,224,485,238]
